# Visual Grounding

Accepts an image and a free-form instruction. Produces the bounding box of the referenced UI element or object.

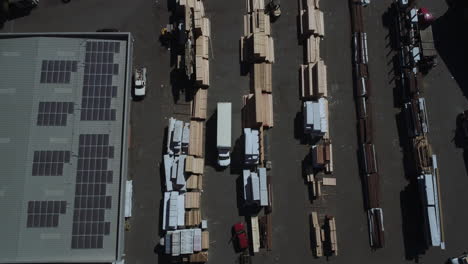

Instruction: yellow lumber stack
[201,231,209,250]
[185,209,201,226]
[185,155,205,174]
[311,212,323,257]
[251,63,272,93]
[188,120,204,157]
[189,252,208,262]
[185,191,201,209]
[300,61,328,99]
[192,88,208,120]
[186,174,203,190]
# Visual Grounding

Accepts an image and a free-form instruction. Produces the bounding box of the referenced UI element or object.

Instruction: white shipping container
[180,229,194,254]
[176,155,186,186]
[164,155,174,191]
[171,231,181,256]
[168,192,179,229]
[162,192,170,230]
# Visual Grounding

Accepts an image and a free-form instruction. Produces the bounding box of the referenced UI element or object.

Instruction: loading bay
[2,0,468,263]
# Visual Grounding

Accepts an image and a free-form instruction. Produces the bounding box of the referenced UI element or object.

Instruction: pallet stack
[349,0,385,249]
[298,0,339,258]
[241,0,275,129]
[163,0,212,261]
[238,0,275,253]
[393,0,444,249]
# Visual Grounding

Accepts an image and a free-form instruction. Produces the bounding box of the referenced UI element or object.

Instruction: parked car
[233,222,249,251]
[133,67,147,98]
[449,253,468,264]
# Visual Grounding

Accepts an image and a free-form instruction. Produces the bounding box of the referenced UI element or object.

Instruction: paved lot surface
[2,0,468,264]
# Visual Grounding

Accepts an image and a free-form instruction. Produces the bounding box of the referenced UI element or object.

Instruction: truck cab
[217,103,232,167]
[449,253,468,264]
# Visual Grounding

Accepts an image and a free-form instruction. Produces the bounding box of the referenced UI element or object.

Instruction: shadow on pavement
[432,9,468,100]
[400,183,426,262]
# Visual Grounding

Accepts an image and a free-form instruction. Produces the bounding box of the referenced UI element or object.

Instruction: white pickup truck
[133,67,147,98]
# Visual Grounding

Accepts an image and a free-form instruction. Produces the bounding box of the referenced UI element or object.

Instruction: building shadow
[432,9,468,100]
[400,183,427,261]
[204,111,219,169]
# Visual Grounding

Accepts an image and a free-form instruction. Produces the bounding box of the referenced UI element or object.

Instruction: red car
[233,222,249,251]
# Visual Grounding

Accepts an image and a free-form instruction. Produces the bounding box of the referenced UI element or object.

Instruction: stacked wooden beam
[311,212,323,257]
[192,88,208,120]
[326,216,338,256]
[185,192,201,209]
[185,209,202,227]
[300,60,328,99]
[299,0,325,38]
[241,2,275,129]
[349,0,385,249]
[192,0,211,87]
[188,120,204,157]
[186,175,203,190]
[311,140,333,173]
[185,155,205,174]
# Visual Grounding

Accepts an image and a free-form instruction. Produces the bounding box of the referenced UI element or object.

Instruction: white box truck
[217,102,232,167]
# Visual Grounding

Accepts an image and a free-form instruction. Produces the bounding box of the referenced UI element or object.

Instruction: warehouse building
[0,33,132,263]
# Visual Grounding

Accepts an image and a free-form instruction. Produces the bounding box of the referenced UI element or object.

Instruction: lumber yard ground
[2,0,468,263]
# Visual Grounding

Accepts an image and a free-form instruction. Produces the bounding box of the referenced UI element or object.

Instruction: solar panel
[80,41,120,121]
[36,102,74,126]
[40,60,78,84]
[26,200,67,228]
[32,150,70,176]
[72,133,114,249]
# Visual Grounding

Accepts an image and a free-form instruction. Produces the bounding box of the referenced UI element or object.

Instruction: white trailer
[217,103,232,167]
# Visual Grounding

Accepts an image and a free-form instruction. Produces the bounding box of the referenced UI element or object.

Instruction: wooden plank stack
[300,60,328,99]
[185,191,201,209]
[327,216,338,256]
[185,209,201,227]
[192,0,211,87]
[185,155,205,174]
[186,174,203,190]
[311,140,333,173]
[299,0,325,38]
[241,1,275,130]
[192,88,208,120]
[311,212,323,257]
[188,120,204,157]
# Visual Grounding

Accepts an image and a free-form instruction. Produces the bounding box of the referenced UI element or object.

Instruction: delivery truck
[217,102,232,167]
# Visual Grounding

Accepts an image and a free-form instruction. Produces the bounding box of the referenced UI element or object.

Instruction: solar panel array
[27,201,67,228]
[32,150,71,176]
[81,41,120,121]
[40,60,77,84]
[37,102,74,126]
[72,134,114,249]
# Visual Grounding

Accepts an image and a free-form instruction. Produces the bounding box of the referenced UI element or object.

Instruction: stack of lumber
[240,1,275,64]
[300,60,328,99]
[299,0,325,38]
[186,175,203,190]
[311,140,333,173]
[191,88,208,120]
[188,120,204,157]
[185,155,205,174]
[311,211,323,257]
[185,192,201,209]
[327,216,338,256]
[412,136,433,174]
[201,231,209,250]
[251,63,272,93]
[246,0,265,13]
[185,209,201,226]
[191,0,210,87]
[189,252,208,263]
[306,36,320,63]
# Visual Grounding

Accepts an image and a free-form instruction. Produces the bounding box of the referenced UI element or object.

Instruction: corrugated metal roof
[0,34,131,263]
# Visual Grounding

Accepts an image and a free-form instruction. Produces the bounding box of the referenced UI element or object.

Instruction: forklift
[267,0,281,21]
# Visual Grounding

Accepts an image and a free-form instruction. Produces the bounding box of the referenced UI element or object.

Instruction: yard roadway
[1,0,468,263]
